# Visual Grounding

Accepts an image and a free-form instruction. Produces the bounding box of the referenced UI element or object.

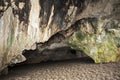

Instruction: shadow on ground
[0,57,120,80]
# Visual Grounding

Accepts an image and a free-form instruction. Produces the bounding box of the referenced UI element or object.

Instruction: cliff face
[0,0,120,73]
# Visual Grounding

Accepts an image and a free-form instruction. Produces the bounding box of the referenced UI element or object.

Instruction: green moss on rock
[68,19,120,63]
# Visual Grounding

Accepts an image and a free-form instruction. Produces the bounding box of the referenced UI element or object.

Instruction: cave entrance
[1,54,119,80]
[1,47,119,80]
[21,47,91,64]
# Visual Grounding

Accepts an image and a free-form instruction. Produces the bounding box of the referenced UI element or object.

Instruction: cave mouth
[0,57,94,79]
[1,57,120,80]
[21,46,91,64]
[1,47,119,80]
[5,47,94,75]
[12,56,94,69]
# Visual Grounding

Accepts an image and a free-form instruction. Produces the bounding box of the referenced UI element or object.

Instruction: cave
[0,0,120,79]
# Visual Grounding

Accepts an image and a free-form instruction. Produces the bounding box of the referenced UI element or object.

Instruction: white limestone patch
[19,2,25,9]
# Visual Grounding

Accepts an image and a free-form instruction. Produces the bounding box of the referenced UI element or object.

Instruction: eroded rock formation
[0,0,120,74]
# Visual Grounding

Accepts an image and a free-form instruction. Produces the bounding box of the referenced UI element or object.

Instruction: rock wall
[0,0,120,73]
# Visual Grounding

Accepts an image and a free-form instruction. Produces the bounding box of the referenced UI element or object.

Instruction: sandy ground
[0,58,120,80]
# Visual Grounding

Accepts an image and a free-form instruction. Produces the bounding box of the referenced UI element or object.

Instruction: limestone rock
[0,0,120,73]
[68,19,120,63]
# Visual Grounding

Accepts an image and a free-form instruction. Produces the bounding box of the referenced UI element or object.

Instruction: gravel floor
[0,58,120,80]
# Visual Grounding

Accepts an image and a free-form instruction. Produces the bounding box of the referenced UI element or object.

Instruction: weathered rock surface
[68,18,120,63]
[0,0,120,73]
